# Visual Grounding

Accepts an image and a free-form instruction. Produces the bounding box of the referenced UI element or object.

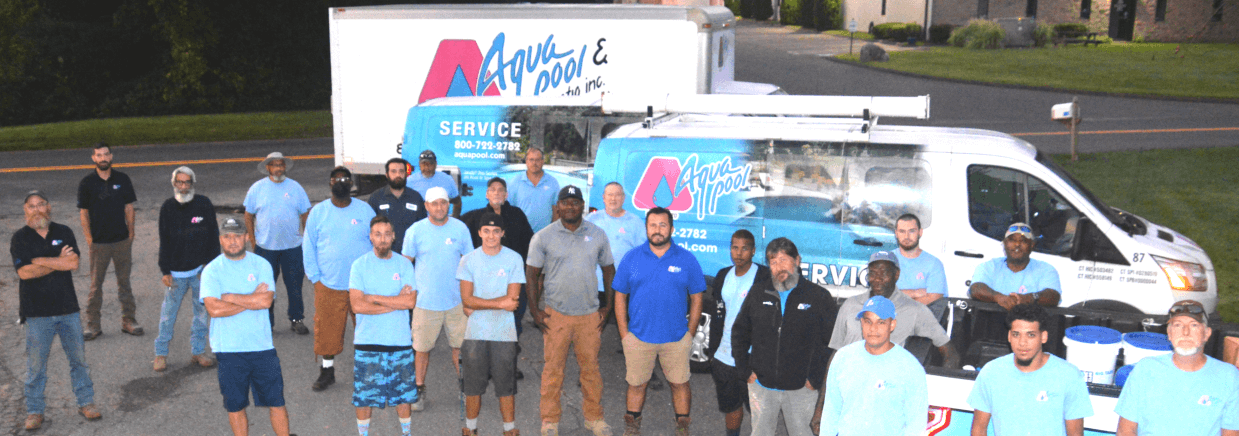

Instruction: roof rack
[600,93,931,119]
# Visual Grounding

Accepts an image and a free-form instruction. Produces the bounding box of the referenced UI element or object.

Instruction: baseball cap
[23,190,47,204]
[1167,300,1208,324]
[558,185,583,202]
[221,217,246,235]
[425,186,450,203]
[479,212,505,229]
[419,150,436,161]
[1005,222,1034,240]
[857,295,897,320]
[868,251,899,269]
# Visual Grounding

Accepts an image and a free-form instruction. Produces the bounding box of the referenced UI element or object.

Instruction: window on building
[1155,0,1166,21]
[978,0,989,18]
[1212,0,1223,21]
[882,0,888,15]
[1081,0,1092,19]
[1026,0,1039,17]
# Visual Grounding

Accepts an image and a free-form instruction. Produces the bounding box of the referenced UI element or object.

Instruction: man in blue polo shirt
[508,148,559,232]
[349,215,418,436]
[893,213,949,319]
[970,222,1062,309]
[406,150,461,218]
[968,303,1092,436]
[367,158,426,255]
[201,217,294,436]
[613,207,706,435]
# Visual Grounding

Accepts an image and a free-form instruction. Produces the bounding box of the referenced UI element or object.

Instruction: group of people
[10,143,1238,436]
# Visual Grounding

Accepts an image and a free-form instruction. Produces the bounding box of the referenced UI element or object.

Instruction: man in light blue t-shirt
[585,182,646,299]
[407,150,461,218]
[708,230,769,436]
[348,215,418,436]
[969,222,1062,310]
[243,152,312,334]
[458,213,527,436]
[968,303,1092,436]
[1116,300,1239,436]
[201,217,293,436]
[820,295,928,436]
[893,214,949,319]
[304,167,376,393]
[401,186,473,411]
[507,148,559,232]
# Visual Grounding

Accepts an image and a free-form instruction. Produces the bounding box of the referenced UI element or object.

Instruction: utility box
[996,17,1036,47]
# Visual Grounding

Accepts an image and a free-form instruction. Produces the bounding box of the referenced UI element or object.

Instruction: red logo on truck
[418,40,501,104]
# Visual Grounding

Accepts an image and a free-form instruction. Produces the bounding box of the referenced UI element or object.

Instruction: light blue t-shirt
[972,257,1061,296]
[1115,353,1239,436]
[457,247,527,342]
[349,252,417,347]
[243,177,311,250]
[821,341,928,436]
[586,210,646,293]
[200,252,276,353]
[302,200,375,290]
[507,172,559,232]
[713,265,758,366]
[406,171,459,201]
[968,353,1094,436]
[401,217,473,311]
[896,250,948,295]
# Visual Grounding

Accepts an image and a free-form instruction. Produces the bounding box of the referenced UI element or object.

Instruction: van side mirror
[1070,217,1095,262]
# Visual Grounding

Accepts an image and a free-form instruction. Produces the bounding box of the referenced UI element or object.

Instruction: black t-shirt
[10,223,82,320]
[77,170,137,243]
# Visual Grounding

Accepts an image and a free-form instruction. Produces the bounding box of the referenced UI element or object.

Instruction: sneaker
[623,415,641,436]
[410,385,426,411]
[153,356,167,372]
[311,367,335,391]
[503,429,520,436]
[540,422,558,436]
[24,414,43,431]
[82,329,101,341]
[674,416,690,435]
[192,353,216,368]
[462,428,478,436]
[78,404,102,420]
[291,319,309,335]
[584,419,613,436]
[121,319,144,336]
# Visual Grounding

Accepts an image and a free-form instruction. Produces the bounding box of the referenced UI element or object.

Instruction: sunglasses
[1007,224,1032,234]
[1169,304,1205,316]
[331,177,351,184]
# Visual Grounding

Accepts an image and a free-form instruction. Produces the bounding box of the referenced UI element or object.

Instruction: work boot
[311,367,335,391]
[121,319,144,336]
[584,419,613,436]
[24,414,43,431]
[503,429,520,436]
[540,422,558,436]
[623,414,641,436]
[78,404,102,420]
[410,385,426,411]
[674,416,690,435]
[462,428,477,436]
[192,353,216,368]
[82,329,101,341]
[290,319,309,335]
[153,356,167,372]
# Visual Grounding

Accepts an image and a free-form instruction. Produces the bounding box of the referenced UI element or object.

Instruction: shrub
[905,22,924,40]
[947,19,1006,49]
[725,0,741,17]
[929,24,955,44]
[1033,23,1054,47]
[872,22,908,40]
[780,0,801,25]
[1132,34,1146,43]
[1053,23,1090,36]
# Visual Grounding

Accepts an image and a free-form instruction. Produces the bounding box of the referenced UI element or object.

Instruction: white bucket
[1063,325,1122,385]
[1121,332,1173,365]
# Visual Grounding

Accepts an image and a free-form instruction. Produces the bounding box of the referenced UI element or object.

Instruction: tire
[689,293,716,374]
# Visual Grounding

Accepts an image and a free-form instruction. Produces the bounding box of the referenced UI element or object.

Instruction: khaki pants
[85,239,136,331]
[539,308,604,423]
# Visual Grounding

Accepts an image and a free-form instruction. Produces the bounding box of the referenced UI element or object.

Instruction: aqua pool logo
[419,33,596,104]
[418,40,502,104]
[632,154,750,220]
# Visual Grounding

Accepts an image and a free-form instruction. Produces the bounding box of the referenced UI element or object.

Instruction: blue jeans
[254,245,305,322]
[154,274,208,356]
[25,313,95,414]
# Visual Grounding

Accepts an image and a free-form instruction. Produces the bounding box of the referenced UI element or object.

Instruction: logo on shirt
[762,301,774,306]
[191,216,204,224]
[1036,391,1049,402]
[351,219,359,225]
[497,269,507,277]
[393,273,401,281]
[797,303,811,310]
[13,259,21,265]
[51,240,62,246]
[874,379,886,390]
[1198,395,1212,406]
[917,272,925,280]
[583,236,592,242]
[668,265,681,273]
[379,204,391,210]
[248,274,256,282]
[406,203,417,211]
[445,238,455,245]
[1018,285,1028,294]
[618,227,627,234]
[112,184,121,190]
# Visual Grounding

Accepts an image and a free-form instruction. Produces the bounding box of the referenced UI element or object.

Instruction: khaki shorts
[412,305,466,352]
[621,331,692,385]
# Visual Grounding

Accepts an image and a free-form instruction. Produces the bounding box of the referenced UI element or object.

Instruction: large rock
[858,43,889,63]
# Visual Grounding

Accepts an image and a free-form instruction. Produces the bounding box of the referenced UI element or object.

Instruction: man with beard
[508,148,559,232]
[730,237,835,436]
[12,191,101,431]
[613,207,706,435]
[244,152,313,334]
[154,166,220,372]
[407,150,462,218]
[304,167,376,392]
[969,223,1062,309]
[820,296,928,436]
[968,303,1092,436]
[349,215,418,436]
[201,218,295,436]
[367,158,427,255]
[526,186,615,436]
[707,230,770,436]
[77,142,141,339]
[1115,300,1239,436]
[893,214,948,320]
[401,186,473,411]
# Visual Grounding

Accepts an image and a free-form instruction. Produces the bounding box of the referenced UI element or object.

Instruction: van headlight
[1152,255,1208,292]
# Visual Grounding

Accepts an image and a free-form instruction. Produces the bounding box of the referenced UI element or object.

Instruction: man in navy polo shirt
[613,207,706,435]
[367,157,426,255]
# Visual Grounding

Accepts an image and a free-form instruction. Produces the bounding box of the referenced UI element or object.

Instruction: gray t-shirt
[829,290,950,350]
[526,220,614,316]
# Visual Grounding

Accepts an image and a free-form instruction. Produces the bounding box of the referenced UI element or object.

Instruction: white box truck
[328,4,778,186]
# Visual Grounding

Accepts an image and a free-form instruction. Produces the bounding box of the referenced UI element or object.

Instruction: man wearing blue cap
[969,222,1062,309]
[819,295,928,436]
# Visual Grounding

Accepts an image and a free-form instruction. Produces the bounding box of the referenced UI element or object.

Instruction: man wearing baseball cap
[407,150,462,218]
[243,151,313,334]
[1115,300,1239,436]
[819,295,927,436]
[969,222,1062,309]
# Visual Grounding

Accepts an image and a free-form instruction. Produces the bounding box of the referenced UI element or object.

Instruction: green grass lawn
[837,43,1239,99]
[1053,146,1239,322]
[825,29,875,41]
[0,110,332,152]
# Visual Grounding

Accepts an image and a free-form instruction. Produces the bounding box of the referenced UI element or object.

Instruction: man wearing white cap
[401,186,473,411]
[244,151,313,334]
[969,222,1062,309]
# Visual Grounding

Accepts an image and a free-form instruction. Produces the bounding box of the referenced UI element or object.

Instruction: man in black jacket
[732,237,837,436]
[708,230,770,436]
[154,166,220,372]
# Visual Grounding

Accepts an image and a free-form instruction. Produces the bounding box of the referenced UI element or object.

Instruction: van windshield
[1036,152,1124,228]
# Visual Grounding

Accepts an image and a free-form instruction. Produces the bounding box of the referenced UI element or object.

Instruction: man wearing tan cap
[969,222,1062,309]
[244,152,312,334]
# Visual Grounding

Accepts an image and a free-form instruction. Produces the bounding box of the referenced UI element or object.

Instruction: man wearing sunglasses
[969,223,1062,310]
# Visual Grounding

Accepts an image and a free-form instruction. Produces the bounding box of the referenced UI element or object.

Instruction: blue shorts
[216,349,285,413]
[353,348,418,408]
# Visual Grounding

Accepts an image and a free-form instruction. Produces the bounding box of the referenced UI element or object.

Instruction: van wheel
[689,304,715,374]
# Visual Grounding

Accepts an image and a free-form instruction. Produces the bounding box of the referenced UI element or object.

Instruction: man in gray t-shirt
[525,186,615,436]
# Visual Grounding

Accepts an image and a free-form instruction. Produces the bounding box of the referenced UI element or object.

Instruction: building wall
[934,0,1237,41]
[844,0,929,32]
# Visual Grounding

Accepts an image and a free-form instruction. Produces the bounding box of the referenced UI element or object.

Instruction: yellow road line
[0,154,333,174]
[1012,127,1239,137]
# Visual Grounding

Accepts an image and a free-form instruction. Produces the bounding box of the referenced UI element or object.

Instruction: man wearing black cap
[77,142,141,339]
[12,190,101,431]
[407,150,462,218]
